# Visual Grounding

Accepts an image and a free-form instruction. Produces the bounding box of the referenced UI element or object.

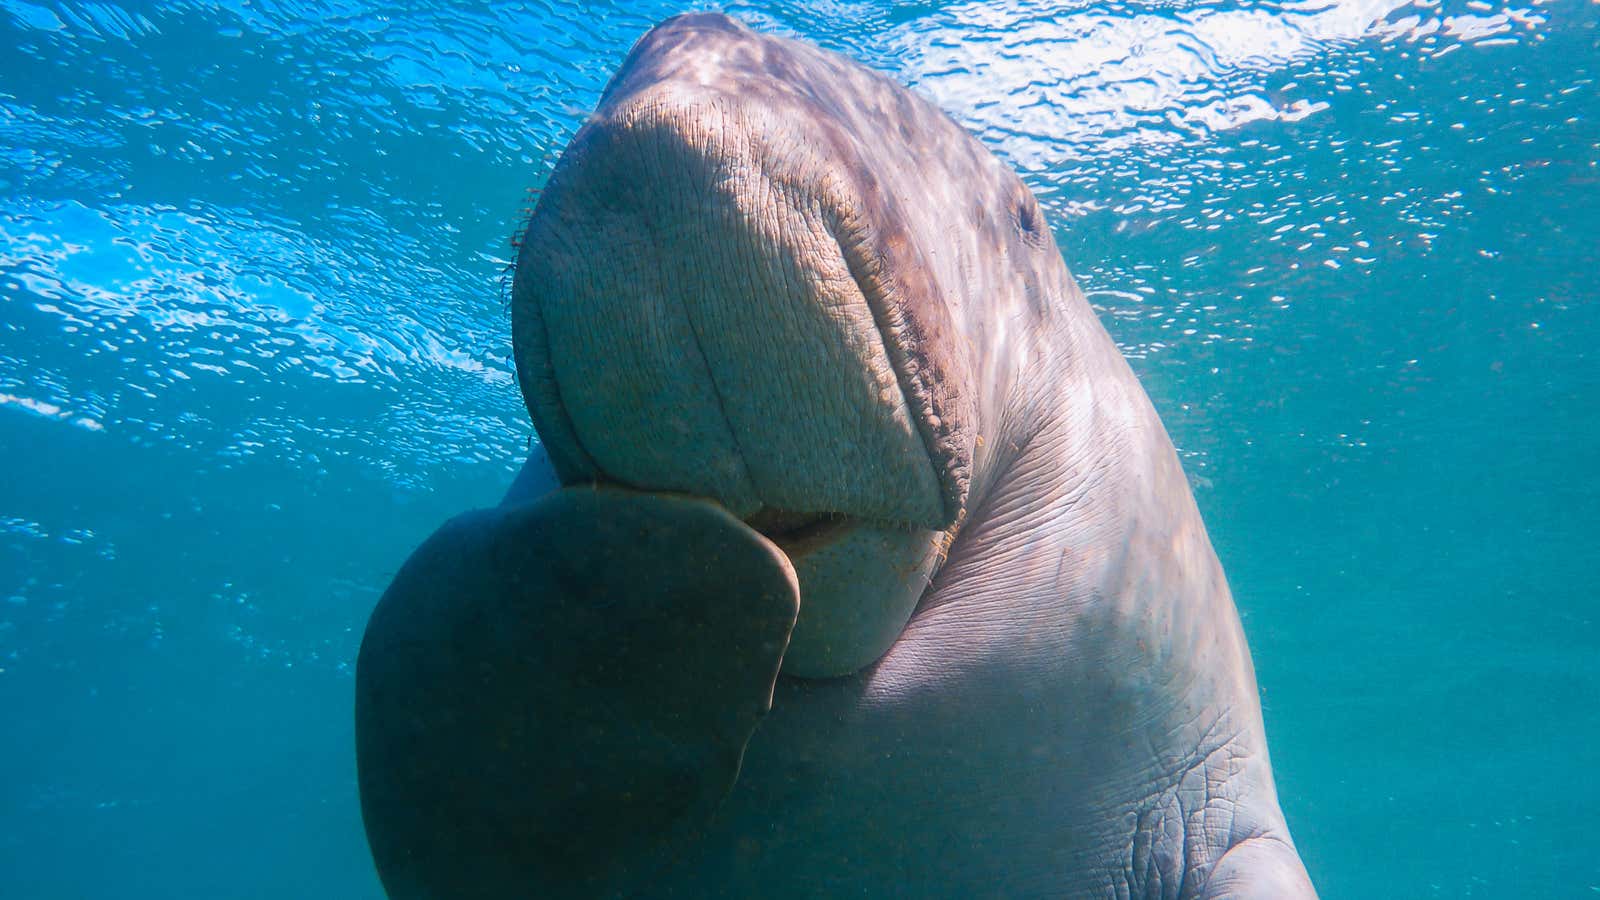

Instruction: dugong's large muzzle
[506,70,981,679]
[511,93,955,530]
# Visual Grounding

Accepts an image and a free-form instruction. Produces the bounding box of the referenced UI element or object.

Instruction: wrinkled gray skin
[364,13,1316,899]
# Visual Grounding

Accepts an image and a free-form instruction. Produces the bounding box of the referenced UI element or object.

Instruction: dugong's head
[513,13,1068,676]
[359,14,1102,896]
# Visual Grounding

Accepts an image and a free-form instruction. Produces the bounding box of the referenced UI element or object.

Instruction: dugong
[355,13,1317,899]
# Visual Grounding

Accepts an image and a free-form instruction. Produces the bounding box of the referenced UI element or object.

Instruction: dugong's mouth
[741,507,852,557]
[743,507,831,541]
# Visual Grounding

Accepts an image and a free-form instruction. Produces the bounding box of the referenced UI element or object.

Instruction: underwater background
[1,0,1595,896]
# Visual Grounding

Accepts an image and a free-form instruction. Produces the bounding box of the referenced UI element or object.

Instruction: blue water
[1,0,1595,896]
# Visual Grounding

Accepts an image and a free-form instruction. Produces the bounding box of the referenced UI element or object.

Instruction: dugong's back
[355,13,1316,900]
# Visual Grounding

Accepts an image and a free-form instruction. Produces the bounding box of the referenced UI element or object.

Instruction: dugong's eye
[1015,194,1047,249]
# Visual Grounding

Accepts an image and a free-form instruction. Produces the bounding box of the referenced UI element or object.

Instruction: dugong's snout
[510,25,975,548]
[512,55,993,676]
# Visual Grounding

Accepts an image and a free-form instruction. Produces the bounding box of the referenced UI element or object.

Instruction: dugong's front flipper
[1201,837,1318,899]
[355,488,800,899]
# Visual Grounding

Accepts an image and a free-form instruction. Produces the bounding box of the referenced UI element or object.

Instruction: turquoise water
[2,0,1595,896]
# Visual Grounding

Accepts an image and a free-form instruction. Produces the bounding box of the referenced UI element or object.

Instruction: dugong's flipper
[355,488,800,899]
[1201,837,1319,899]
